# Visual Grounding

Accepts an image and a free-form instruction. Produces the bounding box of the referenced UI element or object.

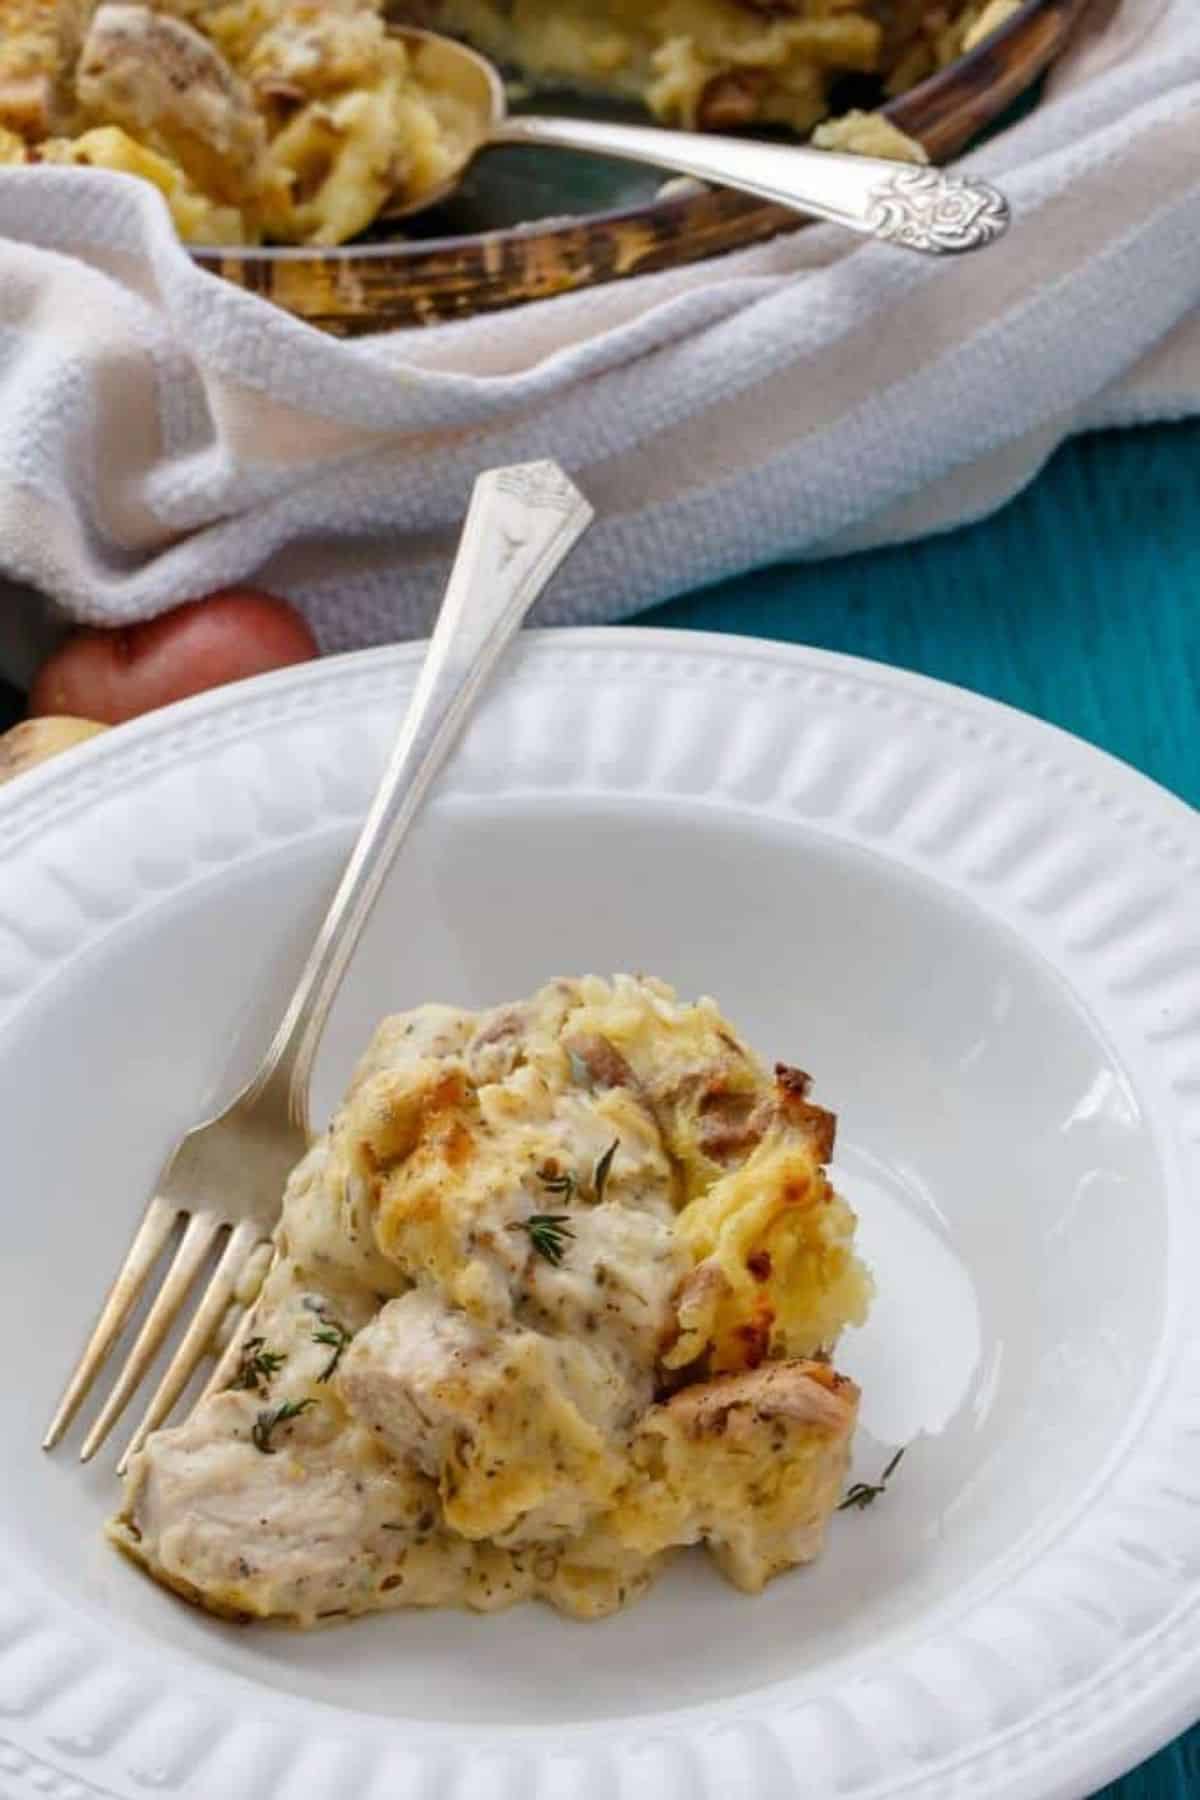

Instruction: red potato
[28,591,319,725]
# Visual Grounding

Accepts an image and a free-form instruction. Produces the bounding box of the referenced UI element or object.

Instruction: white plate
[0,628,1198,1800]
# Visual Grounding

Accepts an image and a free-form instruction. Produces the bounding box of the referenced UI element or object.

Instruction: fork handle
[491,115,1010,255]
[250,461,594,1135]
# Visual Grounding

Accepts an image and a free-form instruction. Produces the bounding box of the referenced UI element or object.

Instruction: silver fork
[42,460,593,1473]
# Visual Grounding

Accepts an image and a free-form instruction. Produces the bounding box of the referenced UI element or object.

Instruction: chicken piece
[559,974,770,1201]
[0,0,92,137]
[338,1288,630,1544]
[112,1256,528,1623]
[110,1256,437,1620]
[76,3,265,204]
[111,1392,452,1623]
[615,1359,859,1591]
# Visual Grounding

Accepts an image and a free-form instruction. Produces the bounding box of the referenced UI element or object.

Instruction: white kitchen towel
[0,0,1197,682]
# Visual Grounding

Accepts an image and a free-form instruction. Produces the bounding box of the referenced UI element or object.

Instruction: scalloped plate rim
[3,626,1197,846]
[0,625,1197,1800]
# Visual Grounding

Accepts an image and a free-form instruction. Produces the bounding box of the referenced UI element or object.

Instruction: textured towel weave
[0,0,1195,680]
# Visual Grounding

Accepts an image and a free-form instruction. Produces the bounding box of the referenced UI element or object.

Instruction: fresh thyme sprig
[251,1398,315,1455]
[838,1446,906,1512]
[517,1136,621,1268]
[592,1139,619,1204]
[511,1212,575,1266]
[229,1336,287,1394]
[312,1319,351,1383]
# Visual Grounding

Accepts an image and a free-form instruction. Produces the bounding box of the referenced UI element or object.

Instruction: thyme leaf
[229,1336,287,1394]
[592,1138,619,1205]
[511,1213,574,1267]
[251,1398,314,1455]
[838,1446,906,1512]
[312,1319,351,1383]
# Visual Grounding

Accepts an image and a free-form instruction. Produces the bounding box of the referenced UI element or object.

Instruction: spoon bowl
[387,27,505,220]
[386,25,1010,255]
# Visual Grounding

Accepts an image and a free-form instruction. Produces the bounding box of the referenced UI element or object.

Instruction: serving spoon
[386,27,1010,255]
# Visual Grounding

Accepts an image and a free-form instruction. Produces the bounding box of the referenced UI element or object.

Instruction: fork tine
[200,1307,252,1403]
[79,1209,224,1463]
[43,1196,180,1451]
[198,1257,275,1405]
[116,1220,265,1476]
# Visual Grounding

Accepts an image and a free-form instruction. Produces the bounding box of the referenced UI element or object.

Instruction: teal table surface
[1,419,1197,1797]
[639,419,1200,817]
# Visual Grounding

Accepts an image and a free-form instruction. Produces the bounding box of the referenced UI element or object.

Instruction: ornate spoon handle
[494,115,1010,255]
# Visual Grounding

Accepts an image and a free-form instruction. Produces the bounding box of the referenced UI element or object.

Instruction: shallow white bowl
[0,629,1197,1800]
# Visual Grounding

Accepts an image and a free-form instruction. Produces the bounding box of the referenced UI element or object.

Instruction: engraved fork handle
[248,462,593,1137]
[492,115,1010,255]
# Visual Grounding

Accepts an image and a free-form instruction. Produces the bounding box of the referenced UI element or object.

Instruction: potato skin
[28,592,318,725]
